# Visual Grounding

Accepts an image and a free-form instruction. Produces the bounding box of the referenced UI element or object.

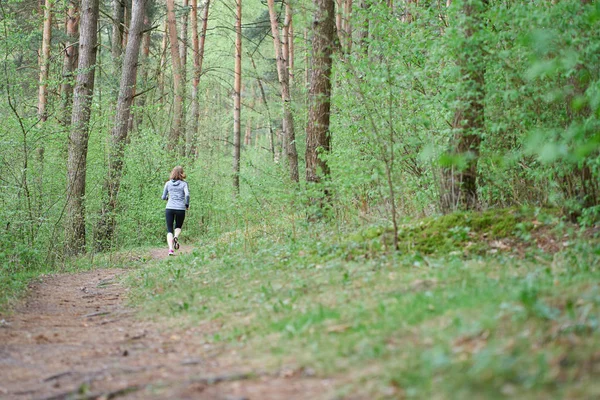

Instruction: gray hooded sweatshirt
[162,180,190,210]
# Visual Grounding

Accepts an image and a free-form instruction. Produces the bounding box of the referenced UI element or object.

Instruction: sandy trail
[0,246,332,399]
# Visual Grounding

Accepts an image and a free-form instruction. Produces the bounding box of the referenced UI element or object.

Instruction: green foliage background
[0,0,599,302]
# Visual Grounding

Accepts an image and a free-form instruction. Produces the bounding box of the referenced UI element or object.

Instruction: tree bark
[65,0,100,255]
[190,0,210,157]
[304,27,309,87]
[166,0,185,150]
[358,0,369,55]
[111,0,125,67]
[180,0,189,152]
[440,0,486,212]
[244,118,252,145]
[157,19,168,104]
[305,0,335,186]
[134,1,152,129]
[267,0,299,182]
[250,54,276,160]
[288,11,294,81]
[233,0,242,193]
[95,0,147,250]
[60,0,79,126]
[343,0,352,52]
[37,0,52,122]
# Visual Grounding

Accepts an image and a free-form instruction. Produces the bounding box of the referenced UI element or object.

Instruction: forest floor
[0,245,333,400]
[2,208,600,399]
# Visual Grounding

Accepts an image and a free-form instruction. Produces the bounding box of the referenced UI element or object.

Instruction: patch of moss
[396,207,561,256]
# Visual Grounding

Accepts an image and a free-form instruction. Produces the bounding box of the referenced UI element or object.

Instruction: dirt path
[0,247,333,400]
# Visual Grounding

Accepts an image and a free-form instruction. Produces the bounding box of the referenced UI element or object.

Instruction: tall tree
[37,0,52,121]
[112,0,125,64]
[65,0,100,255]
[157,19,169,104]
[287,3,294,81]
[166,0,185,150]
[190,0,210,157]
[266,0,299,182]
[180,0,189,150]
[440,0,487,212]
[60,0,79,126]
[134,0,152,129]
[305,0,335,186]
[95,0,147,250]
[342,0,352,52]
[233,0,242,193]
[357,0,369,55]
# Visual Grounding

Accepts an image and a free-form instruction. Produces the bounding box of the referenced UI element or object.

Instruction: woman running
[162,166,190,256]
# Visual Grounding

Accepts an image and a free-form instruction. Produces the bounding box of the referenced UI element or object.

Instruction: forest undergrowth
[125,208,600,398]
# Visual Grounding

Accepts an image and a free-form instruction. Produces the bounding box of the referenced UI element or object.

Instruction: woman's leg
[165,209,175,251]
[173,210,186,242]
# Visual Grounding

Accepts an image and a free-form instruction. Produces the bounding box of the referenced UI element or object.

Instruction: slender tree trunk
[289,13,294,81]
[180,0,189,152]
[112,0,125,67]
[95,0,147,250]
[37,0,52,121]
[190,0,210,157]
[157,20,168,104]
[440,0,486,212]
[233,0,242,193]
[358,0,369,55]
[166,0,185,150]
[343,0,352,52]
[65,0,100,255]
[305,0,335,187]
[244,118,252,145]
[304,28,309,87]
[60,0,79,126]
[267,0,299,182]
[250,55,275,160]
[134,2,152,129]
[122,1,131,48]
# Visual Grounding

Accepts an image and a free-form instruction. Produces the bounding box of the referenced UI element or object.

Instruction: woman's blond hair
[169,166,186,181]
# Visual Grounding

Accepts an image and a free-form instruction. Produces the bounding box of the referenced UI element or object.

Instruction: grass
[126,208,600,398]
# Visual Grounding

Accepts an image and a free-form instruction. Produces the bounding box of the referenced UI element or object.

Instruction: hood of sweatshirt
[171,179,182,186]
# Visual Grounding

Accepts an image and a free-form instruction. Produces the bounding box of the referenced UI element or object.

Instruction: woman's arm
[161,182,169,200]
[184,182,190,209]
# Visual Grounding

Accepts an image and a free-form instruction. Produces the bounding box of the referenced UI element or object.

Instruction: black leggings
[165,209,186,234]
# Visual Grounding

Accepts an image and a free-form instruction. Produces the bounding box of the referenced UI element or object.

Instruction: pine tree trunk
[190,0,210,157]
[305,0,335,186]
[233,0,242,193]
[166,0,185,150]
[157,20,168,105]
[37,0,52,122]
[304,28,309,87]
[440,0,486,212]
[112,0,125,67]
[95,0,147,250]
[250,55,276,160]
[60,0,79,126]
[289,14,294,81]
[343,0,352,52]
[358,0,369,55]
[65,0,100,256]
[180,0,189,152]
[134,2,152,129]
[244,118,252,145]
[267,0,299,182]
